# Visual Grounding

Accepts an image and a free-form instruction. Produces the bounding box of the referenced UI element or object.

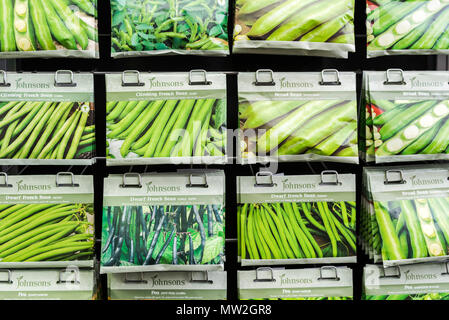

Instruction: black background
[1,0,446,315]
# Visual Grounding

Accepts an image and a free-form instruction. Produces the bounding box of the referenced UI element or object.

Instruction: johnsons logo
[410,77,444,89]
[281,179,316,190]
[16,180,52,191]
[280,273,312,285]
[148,77,184,89]
[15,78,51,89]
[150,274,186,288]
[16,276,51,288]
[404,270,437,281]
[279,77,313,89]
[410,175,444,186]
[146,181,182,193]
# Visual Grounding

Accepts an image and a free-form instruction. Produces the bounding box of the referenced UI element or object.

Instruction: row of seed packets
[9,68,449,166]
[5,0,449,59]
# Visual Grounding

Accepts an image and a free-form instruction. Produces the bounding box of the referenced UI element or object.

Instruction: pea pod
[14,0,36,51]
[29,0,56,50]
[239,0,283,15]
[372,1,423,36]
[433,23,449,49]
[400,119,441,155]
[39,0,77,49]
[70,0,97,16]
[374,201,405,261]
[0,0,16,51]
[276,101,356,156]
[421,116,449,154]
[377,101,449,155]
[257,100,341,153]
[300,10,352,43]
[268,0,350,41]
[368,0,449,50]
[413,199,445,256]
[308,122,356,156]
[379,100,438,141]
[399,200,428,259]
[371,104,407,126]
[411,6,449,49]
[49,0,89,49]
[391,18,432,50]
[247,0,316,37]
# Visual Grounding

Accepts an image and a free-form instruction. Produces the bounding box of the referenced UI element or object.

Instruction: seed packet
[101,172,225,273]
[0,172,95,268]
[365,69,449,163]
[238,69,358,164]
[238,266,353,300]
[367,0,449,58]
[363,263,449,300]
[237,171,356,266]
[111,0,229,57]
[367,164,449,266]
[0,71,95,164]
[0,0,98,58]
[233,0,355,58]
[105,70,227,165]
[108,271,227,300]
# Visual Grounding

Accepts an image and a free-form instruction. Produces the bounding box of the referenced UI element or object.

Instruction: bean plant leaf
[201,236,224,263]
[112,11,126,27]
[215,12,226,25]
[135,24,153,31]
[146,230,168,260]
[188,228,202,249]
[131,33,139,47]
[155,43,169,50]
[209,25,222,37]
[212,99,227,129]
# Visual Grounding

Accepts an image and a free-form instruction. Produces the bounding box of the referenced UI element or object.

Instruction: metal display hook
[319,69,341,86]
[384,170,406,185]
[384,69,406,85]
[318,266,341,281]
[186,173,209,188]
[253,69,275,86]
[120,172,143,188]
[319,170,342,186]
[0,172,12,188]
[189,69,212,85]
[121,70,145,87]
[254,171,276,188]
[54,70,77,87]
[0,70,11,87]
[56,172,80,187]
[57,266,80,284]
[253,267,276,283]
[0,269,12,284]
[379,265,401,279]
[190,271,214,284]
[124,273,148,284]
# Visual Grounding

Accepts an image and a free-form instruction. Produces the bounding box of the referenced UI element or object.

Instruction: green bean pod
[0,0,17,51]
